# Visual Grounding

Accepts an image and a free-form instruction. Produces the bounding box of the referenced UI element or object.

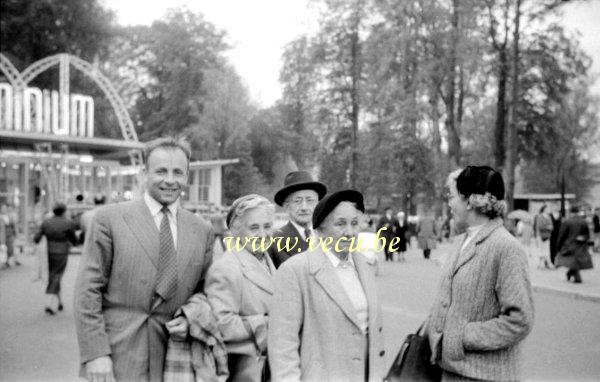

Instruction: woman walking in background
[427,166,534,381]
[34,202,78,314]
[555,205,594,283]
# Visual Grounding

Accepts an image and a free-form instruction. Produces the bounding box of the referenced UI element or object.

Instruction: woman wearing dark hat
[33,202,78,314]
[427,166,534,381]
[268,190,386,382]
[205,194,276,381]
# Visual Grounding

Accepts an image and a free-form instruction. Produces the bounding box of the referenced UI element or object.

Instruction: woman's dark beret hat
[312,189,365,229]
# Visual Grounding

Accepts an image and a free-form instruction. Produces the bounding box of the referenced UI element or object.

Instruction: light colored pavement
[1,241,599,381]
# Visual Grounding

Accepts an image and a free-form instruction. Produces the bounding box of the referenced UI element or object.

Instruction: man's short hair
[143,137,192,167]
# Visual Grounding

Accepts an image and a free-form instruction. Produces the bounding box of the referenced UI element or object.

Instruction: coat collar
[235,249,274,294]
[453,218,504,275]
[308,247,377,331]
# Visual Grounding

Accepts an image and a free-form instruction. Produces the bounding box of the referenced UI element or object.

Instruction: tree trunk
[494,48,508,170]
[445,0,461,169]
[504,0,521,211]
[348,5,361,189]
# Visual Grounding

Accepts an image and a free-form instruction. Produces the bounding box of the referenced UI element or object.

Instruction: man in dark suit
[74,137,214,382]
[555,205,593,283]
[269,171,327,268]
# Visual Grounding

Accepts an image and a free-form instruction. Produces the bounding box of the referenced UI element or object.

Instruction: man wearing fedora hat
[270,171,327,268]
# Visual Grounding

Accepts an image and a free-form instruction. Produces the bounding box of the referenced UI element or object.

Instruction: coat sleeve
[33,222,44,244]
[268,262,304,382]
[205,258,266,350]
[67,220,79,246]
[462,241,534,351]
[73,209,114,364]
[556,221,570,253]
[195,222,215,293]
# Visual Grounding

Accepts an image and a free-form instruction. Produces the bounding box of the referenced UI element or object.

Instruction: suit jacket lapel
[123,199,159,268]
[353,253,379,326]
[176,210,197,278]
[283,221,308,253]
[237,249,274,294]
[310,248,362,330]
[453,218,503,275]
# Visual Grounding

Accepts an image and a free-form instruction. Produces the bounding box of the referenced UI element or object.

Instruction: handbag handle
[416,320,427,336]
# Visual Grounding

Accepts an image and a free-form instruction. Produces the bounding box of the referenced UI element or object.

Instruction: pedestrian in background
[79,195,106,245]
[593,207,600,253]
[534,205,553,268]
[33,202,78,314]
[435,216,445,243]
[206,194,276,381]
[0,204,20,269]
[377,207,399,261]
[549,208,562,265]
[427,166,534,381]
[515,217,534,258]
[268,190,386,381]
[417,209,437,259]
[555,205,594,283]
[395,211,408,261]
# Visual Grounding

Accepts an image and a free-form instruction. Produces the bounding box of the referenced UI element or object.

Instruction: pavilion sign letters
[0,83,94,138]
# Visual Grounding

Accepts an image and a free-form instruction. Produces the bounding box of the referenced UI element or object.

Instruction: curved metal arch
[20,54,139,143]
[0,53,27,90]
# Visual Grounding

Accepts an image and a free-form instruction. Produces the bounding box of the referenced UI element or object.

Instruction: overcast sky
[102,0,600,107]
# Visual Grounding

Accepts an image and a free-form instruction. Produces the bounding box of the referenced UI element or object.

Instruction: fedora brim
[274,182,327,206]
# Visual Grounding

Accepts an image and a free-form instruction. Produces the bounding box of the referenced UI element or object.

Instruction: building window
[199,168,211,202]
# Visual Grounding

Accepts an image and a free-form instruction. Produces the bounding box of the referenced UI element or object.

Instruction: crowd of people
[1,136,597,382]
[69,137,537,382]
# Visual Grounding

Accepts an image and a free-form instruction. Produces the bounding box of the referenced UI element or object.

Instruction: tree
[1,0,115,66]
[108,8,228,140]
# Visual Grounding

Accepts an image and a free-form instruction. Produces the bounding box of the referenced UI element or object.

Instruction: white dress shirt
[324,249,369,333]
[290,220,314,241]
[144,192,179,248]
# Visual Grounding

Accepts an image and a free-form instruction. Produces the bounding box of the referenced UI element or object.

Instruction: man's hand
[166,316,189,341]
[85,355,114,382]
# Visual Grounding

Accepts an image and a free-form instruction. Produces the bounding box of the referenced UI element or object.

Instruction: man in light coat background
[74,137,214,382]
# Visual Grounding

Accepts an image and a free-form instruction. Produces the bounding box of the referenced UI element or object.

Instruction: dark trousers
[423,249,431,259]
[5,236,14,259]
[385,248,394,261]
[46,252,68,295]
[567,268,582,282]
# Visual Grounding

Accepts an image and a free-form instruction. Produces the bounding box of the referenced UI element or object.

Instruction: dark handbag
[384,323,442,382]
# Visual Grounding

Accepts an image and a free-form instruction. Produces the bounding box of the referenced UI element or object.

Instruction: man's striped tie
[155,206,178,300]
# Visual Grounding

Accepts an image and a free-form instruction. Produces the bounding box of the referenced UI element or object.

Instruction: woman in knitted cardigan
[427,166,534,381]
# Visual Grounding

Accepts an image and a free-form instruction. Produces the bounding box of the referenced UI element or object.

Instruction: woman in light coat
[268,190,386,382]
[427,166,534,381]
[205,194,276,382]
